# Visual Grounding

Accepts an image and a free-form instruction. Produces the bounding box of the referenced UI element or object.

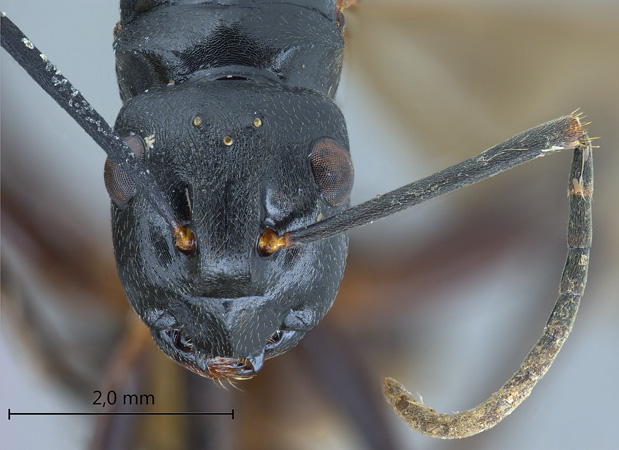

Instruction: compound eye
[336,9,345,29]
[103,135,146,208]
[309,137,354,207]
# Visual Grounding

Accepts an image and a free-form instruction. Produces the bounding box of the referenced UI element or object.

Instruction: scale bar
[8,408,234,420]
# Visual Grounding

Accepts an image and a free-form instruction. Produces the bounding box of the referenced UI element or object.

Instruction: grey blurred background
[2,0,618,449]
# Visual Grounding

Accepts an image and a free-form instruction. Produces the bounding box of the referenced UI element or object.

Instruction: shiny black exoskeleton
[2,3,594,435]
[107,0,353,378]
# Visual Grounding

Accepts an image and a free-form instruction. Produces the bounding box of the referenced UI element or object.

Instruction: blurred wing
[345,1,618,155]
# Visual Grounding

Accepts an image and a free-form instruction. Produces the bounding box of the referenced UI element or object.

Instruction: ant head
[106,80,353,379]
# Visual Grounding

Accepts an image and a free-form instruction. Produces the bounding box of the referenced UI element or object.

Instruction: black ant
[1,1,593,439]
